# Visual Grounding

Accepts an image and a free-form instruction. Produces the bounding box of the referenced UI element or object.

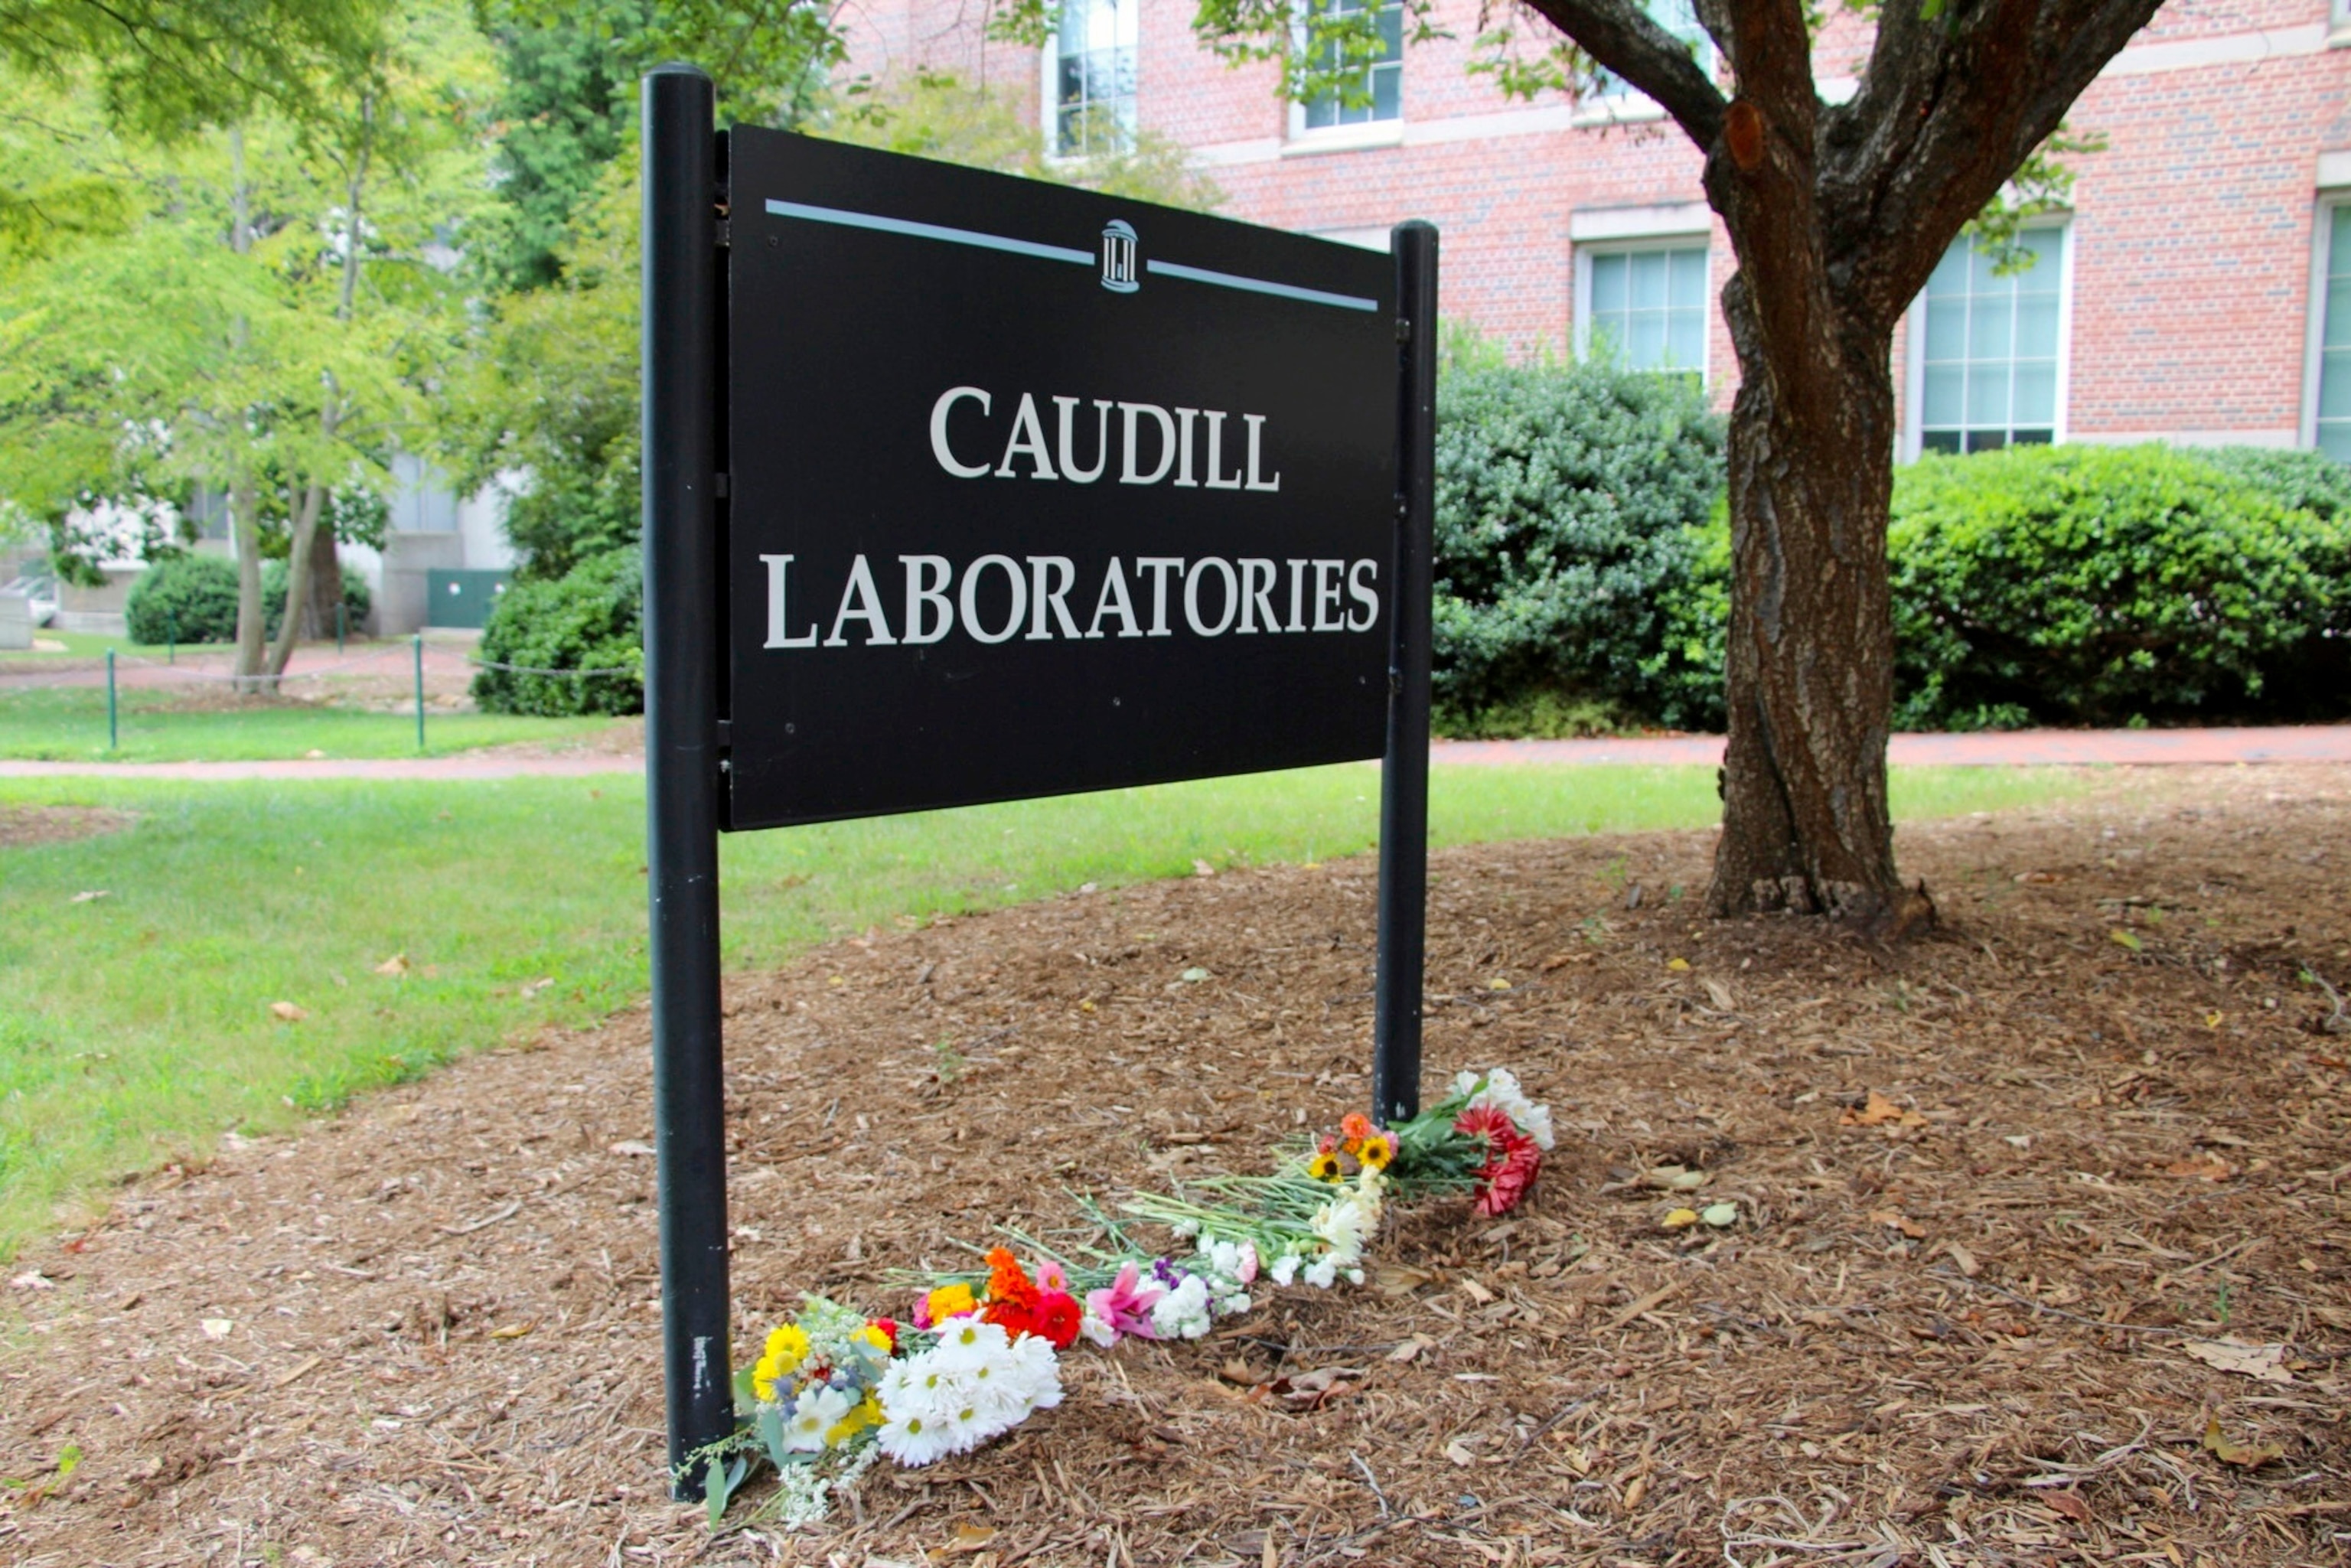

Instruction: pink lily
[1084,1262,1165,1341]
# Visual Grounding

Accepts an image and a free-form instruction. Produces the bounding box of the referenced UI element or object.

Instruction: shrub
[472,546,643,716]
[1432,360,1726,734]
[1890,445,2351,729]
[127,554,373,645]
[2180,445,2351,523]
[126,553,239,644]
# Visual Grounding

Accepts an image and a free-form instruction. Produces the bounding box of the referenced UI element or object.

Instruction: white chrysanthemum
[876,1407,957,1466]
[1304,1257,1338,1289]
[1345,1268,1364,1287]
[1079,1306,1117,1348]
[1455,1066,1556,1150]
[1217,1290,1253,1316]
[881,1355,967,1420]
[1148,1273,1212,1340]
[1009,1331,1063,1408]
[931,1312,1011,1370]
[784,1383,856,1452]
[1269,1252,1300,1286]
[1311,1197,1371,1266]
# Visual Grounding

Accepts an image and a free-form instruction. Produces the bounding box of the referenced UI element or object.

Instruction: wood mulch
[2,764,2346,1566]
[0,806,137,849]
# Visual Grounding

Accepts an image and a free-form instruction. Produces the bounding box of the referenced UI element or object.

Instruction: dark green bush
[1890,445,2351,729]
[126,553,240,644]
[1432,361,1727,734]
[126,555,373,645]
[2180,445,2351,523]
[471,546,643,716]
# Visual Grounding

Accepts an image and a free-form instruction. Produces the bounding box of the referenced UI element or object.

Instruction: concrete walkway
[3,724,2349,782]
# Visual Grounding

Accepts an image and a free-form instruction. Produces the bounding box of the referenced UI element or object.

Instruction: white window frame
[2307,193,2350,453]
[1901,220,2075,462]
[1286,0,1405,149]
[1573,232,1713,383]
[1039,0,1140,161]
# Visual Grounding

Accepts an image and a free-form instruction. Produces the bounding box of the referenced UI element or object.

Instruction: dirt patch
[0,806,136,849]
[2,766,2347,1566]
[471,715,645,761]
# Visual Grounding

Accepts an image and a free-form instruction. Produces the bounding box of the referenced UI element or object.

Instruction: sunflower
[1357,1130,1397,1171]
[1306,1134,1345,1182]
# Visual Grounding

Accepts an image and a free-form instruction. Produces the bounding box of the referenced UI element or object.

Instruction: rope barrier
[466,655,640,678]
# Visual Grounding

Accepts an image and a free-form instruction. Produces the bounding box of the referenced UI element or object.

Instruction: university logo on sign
[722,130,1397,830]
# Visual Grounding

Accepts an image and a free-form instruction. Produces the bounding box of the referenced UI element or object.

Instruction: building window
[2317,204,2351,461]
[1592,0,1713,100]
[1916,227,2066,455]
[1579,243,1710,375]
[1301,0,1403,131]
[1047,0,1137,158]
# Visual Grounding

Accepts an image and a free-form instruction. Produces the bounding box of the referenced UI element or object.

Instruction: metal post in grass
[641,61,730,1501]
[412,633,426,752]
[336,601,345,656]
[1372,221,1438,1127]
[167,611,176,664]
[106,647,118,751]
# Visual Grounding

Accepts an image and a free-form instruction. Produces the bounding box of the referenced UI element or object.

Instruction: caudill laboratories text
[758,386,1384,650]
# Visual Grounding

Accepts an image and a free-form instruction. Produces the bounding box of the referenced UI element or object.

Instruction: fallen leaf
[1486,976,1511,991]
[1387,1333,1435,1363]
[1936,1240,1981,1278]
[520,976,554,997]
[948,1520,997,1552]
[1253,1367,1361,1412]
[2110,928,2144,952]
[199,1318,233,1340]
[1639,1163,1710,1191]
[2014,869,2064,885]
[1700,1201,1739,1228]
[1192,859,1216,878]
[67,889,108,904]
[1218,1358,1269,1386]
[2204,1011,2224,1028]
[1443,1437,1479,1466]
[1370,1263,1433,1296]
[1870,1208,1928,1239]
[1841,1090,1926,1129]
[1179,967,1211,983]
[2044,1491,2092,1524]
[1661,1208,1699,1230]
[1702,977,1735,1011]
[1458,1278,1495,1305]
[2002,1134,2032,1149]
[490,1321,536,1340]
[373,953,409,976]
[2164,1154,2232,1181]
[269,1001,308,1022]
[2182,1339,2292,1384]
[2202,1415,2284,1467]
[608,1139,657,1157]
[1623,1473,1648,1509]
[1665,957,1690,972]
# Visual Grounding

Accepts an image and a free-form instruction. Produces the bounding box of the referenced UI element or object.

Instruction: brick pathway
[3,724,2348,782]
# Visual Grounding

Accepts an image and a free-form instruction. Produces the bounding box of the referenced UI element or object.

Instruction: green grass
[0,762,2087,1255]
[0,684,620,761]
[0,628,150,663]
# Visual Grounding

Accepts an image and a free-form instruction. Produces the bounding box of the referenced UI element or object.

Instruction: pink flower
[1036,1260,1070,1293]
[1084,1262,1166,1341]
[1233,1240,1259,1286]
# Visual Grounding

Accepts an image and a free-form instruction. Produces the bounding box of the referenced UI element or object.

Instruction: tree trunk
[229,474,269,692]
[305,516,344,639]
[266,480,328,679]
[1704,272,1918,929]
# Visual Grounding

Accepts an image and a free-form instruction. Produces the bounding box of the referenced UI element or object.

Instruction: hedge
[471,546,644,716]
[125,554,370,646]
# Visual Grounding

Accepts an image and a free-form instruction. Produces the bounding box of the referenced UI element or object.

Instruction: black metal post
[641,62,731,1501]
[1372,221,1437,1127]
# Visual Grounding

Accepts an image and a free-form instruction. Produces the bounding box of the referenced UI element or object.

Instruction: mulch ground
[4,765,2349,1567]
[0,805,137,849]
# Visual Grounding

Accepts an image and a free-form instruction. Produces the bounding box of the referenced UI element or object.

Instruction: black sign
[722,129,1397,830]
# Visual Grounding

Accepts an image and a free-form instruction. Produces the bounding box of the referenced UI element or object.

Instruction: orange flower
[1339,1112,1374,1154]
[985,1246,1040,1311]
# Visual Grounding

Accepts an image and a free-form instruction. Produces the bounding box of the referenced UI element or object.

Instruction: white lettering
[823,555,898,646]
[1184,557,1238,637]
[1237,558,1277,634]
[1085,558,1141,638]
[993,393,1058,480]
[929,386,993,478]
[1054,397,1112,484]
[1134,557,1184,637]
[759,554,819,648]
[1203,410,1243,490]
[1312,559,1345,631]
[1026,556,1081,639]
[1286,559,1307,633]
[960,554,1028,644]
[1172,408,1199,487]
[1117,403,1176,484]
[1347,559,1379,631]
[902,555,954,644]
[1244,413,1281,493]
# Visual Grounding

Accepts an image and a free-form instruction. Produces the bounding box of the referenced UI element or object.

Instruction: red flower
[980,1298,1035,1338]
[866,1317,899,1352]
[984,1247,1040,1312]
[1455,1105,1541,1217]
[1031,1289,1082,1350]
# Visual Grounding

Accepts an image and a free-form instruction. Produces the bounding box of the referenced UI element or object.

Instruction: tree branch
[1518,0,1727,148]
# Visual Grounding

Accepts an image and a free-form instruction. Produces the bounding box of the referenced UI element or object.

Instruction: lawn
[0,762,2087,1256]
[0,683,618,761]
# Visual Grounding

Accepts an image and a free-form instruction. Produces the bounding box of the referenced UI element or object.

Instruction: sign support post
[1372,221,1438,1126]
[641,61,732,1500]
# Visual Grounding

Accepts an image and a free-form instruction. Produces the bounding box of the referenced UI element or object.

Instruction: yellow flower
[925,1282,977,1323]
[827,1394,884,1446]
[853,1324,892,1355]
[1306,1149,1342,1182]
[1358,1131,1397,1171]
[752,1322,810,1400]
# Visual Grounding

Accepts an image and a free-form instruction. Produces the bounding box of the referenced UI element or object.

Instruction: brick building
[839,0,2351,461]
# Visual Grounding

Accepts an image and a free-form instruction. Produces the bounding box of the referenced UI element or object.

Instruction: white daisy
[876,1407,956,1466]
[931,1312,1011,1371]
[783,1384,855,1451]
